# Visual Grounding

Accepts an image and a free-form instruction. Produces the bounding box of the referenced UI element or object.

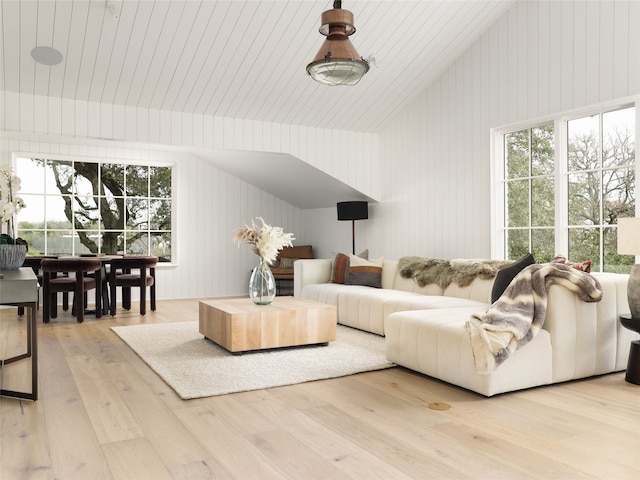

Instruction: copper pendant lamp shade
[306,1,369,86]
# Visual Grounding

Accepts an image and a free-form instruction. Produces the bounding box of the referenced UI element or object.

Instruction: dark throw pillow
[490,252,535,303]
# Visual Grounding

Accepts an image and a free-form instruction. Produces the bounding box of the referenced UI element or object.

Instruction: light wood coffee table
[199,297,337,354]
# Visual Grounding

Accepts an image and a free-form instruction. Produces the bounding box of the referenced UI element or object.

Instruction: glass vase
[249,257,276,305]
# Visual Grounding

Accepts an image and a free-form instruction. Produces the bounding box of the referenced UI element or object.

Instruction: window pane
[15,157,45,194]
[100,164,125,197]
[75,231,100,254]
[46,159,73,192]
[20,230,45,255]
[150,166,171,197]
[126,165,148,196]
[603,167,635,225]
[150,199,171,229]
[605,226,632,273]
[568,228,600,271]
[603,107,635,168]
[17,194,45,225]
[151,232,171,262]
[568,115,599,171]
[126,231,149,255]
[505,130,529,178]
[100,196,125,230]
[531,124,554,175]
[73,195,99,229]
[568,171,600,225]
[101,231,124,255]
[74,162,99,196]
[531,177,554,226]
[506,179,529,226]
[531,229,554,262]
[43,195,72,228]
[46,230,73,255]
[127,198,149,229]
[507,229,529,260]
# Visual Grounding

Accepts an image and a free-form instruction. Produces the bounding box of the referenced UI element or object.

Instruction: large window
[503,123,556,262]
[15,157,173,262]
[497,102,636,273]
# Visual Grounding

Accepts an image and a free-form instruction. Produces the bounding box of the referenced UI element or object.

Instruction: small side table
[619,314,640,385]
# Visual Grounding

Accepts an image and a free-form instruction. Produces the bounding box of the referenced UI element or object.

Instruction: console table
[1,267,38,400]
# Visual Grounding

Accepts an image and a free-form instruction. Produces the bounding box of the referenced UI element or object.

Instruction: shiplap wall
[2,1,638,298]
[373,0,640,261]
[0,131,309,300]
[0,91,379,299]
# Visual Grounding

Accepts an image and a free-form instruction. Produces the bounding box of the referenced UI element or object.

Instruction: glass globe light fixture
[306,1,369,86]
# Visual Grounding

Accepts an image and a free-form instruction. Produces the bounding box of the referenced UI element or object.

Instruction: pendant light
[306,1,369,86]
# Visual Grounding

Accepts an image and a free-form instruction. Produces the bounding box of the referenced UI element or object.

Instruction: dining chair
[18,256,68,315]
[109,256,158,316]
[41,258,102,323]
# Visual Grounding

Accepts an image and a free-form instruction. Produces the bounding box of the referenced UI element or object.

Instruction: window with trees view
[15,157,172,262]
[500,104,636,273]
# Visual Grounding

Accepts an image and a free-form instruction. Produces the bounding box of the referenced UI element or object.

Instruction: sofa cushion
[490,252,535,303]
[279,257,296,269]
[346,255,383,288]
[330,253,350,284]
[384,307,553,396]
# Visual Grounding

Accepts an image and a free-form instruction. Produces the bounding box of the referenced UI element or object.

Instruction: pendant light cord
[334,1,342,9]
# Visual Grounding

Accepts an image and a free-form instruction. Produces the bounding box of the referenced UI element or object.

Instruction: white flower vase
[249,257,276,305]
[0,244,27,270]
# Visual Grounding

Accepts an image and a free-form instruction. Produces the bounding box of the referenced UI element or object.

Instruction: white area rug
[111,321,394,400]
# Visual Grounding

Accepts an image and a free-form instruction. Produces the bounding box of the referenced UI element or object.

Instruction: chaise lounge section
[294,256,637,396]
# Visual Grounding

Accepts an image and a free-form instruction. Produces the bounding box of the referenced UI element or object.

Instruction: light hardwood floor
[1,299,639,480]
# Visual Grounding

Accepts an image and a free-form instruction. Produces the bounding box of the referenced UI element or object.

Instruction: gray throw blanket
[466,263,603,374]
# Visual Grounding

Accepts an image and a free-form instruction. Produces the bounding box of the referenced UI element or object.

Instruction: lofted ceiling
[0,0,513,207]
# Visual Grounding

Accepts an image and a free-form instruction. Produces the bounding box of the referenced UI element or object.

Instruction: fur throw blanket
[466,263,603,374]
[398,256,513,289]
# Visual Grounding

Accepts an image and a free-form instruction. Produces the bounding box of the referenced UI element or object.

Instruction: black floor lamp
[337,201,368,255]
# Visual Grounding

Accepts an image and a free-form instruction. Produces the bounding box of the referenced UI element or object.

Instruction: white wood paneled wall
[0,131,306,300]
[2,0,638,299]
[377,0,640,261]
[0,92,380,200]
[0,91,379,299]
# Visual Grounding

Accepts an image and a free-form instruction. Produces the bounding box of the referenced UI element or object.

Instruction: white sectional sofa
[294,258,637,396]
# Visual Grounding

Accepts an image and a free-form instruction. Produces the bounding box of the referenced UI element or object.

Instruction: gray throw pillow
[279,257,297,269]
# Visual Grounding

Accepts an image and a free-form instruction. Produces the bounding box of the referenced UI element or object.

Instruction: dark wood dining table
[78,254,124,314]
[24,254,125,317]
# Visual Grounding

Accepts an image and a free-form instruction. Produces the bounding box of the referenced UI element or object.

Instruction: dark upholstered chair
[271,245,313,295]
[41,258,102,324]
[18,256,69,315]
[109,256,157,316]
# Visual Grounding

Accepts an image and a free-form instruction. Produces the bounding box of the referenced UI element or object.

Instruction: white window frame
[11,152,176,264]
[491,96,640,264]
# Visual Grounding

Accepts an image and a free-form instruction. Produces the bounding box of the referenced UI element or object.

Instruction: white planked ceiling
[1,0,513,134]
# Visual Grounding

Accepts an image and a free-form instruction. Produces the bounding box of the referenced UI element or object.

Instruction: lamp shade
[617,217,640,254]
[337,201,368,221]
